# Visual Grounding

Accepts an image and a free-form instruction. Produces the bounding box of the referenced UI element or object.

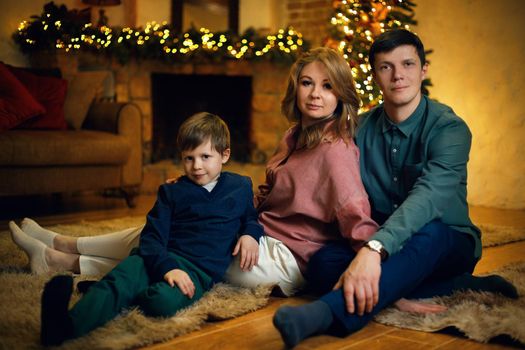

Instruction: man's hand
[164,269,195,298]
[394,298,448,314]
[333,247,381,316]
[233,235,259,271]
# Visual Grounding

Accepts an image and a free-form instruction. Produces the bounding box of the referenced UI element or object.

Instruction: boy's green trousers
[68,251,213,338]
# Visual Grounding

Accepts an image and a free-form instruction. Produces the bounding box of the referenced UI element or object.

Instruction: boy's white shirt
[202,178,218,192]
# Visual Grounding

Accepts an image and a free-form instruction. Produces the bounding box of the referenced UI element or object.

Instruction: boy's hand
[232,235,259,272]
[164,269,195,298]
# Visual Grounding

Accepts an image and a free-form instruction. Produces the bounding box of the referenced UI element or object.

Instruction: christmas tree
[325,0,430,109]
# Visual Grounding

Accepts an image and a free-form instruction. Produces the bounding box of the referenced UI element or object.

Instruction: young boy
[40,112,263,346]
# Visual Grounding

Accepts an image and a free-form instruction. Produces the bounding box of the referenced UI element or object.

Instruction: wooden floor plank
[154,315,284,350]
[474,241,525,274]
[436,338,521,350]
[386,328,458,347]
[297,323,396,350]
[339,334,433,350]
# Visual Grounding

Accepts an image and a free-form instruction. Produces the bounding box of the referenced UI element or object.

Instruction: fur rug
[0,217,524,349]
[0,217,272,350]
[374,262,525,344]
[0,270,271,350]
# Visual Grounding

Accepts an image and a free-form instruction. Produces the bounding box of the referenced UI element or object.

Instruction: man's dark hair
[369,29,426,70]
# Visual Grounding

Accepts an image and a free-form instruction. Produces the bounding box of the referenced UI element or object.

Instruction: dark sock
[454,273,519,299]
[77,280,97,294]
[41,275,75,346]
[273,300,333,348]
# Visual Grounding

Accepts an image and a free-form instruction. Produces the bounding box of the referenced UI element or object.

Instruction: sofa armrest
[84,101,143,186]
[84,102,135,133]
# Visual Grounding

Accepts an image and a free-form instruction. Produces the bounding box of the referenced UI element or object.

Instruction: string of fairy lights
[15,10,305,63]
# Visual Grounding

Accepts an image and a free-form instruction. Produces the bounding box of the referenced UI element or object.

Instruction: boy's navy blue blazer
[139,171,264,283]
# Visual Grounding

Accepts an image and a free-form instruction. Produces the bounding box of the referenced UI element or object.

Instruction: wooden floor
[1,193,524,349]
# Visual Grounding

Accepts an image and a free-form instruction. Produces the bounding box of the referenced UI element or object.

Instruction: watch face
[367,240,387,260]
[369,240,382,251]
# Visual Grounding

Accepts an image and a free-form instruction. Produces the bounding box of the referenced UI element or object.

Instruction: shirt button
[393,177,398,182]
[393,204,399,208]
[392,148,397,153]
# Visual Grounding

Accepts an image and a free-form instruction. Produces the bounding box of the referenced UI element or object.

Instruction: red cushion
[8,65,68,130]
[0,62,46,131]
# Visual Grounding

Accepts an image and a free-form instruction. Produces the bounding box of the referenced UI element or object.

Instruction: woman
[10,47,378,298]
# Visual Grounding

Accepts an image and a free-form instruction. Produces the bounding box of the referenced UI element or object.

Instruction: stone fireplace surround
[46,52,291,163]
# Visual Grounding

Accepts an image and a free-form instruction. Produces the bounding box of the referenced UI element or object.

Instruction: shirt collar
[180,173,221,191]
[202,176,219,192]
[381,96,427,137]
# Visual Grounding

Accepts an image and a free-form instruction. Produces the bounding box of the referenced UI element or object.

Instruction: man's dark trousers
[306,220,477,334]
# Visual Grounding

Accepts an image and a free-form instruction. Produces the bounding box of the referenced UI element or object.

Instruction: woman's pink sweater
[256,125,379,273]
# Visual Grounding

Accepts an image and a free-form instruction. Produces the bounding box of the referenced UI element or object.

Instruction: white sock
[20,218,57,248]
[9,221,50,275]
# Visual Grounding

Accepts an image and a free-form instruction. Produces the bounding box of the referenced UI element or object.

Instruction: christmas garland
[13,2,308,64]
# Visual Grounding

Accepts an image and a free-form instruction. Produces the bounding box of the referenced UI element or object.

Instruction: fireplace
[83,58,293,167]
[151,73,253,163]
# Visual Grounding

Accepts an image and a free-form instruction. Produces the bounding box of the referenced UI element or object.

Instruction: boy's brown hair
[176,112,230,154]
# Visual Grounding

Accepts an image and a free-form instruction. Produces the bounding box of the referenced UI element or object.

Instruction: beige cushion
[0,130,130,166]
[63,71,110,130]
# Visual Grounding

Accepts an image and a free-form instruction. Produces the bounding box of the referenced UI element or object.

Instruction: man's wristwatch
[364,240,388,261]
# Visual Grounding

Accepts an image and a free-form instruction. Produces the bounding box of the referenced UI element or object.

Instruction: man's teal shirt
[355,95,481,259]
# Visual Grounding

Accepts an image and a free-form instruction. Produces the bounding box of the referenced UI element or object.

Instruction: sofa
[0,62,143,207]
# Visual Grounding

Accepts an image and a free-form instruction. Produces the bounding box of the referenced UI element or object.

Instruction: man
[272,29,517,348]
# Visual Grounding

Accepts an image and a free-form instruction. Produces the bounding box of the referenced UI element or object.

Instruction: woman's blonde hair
[281,47,360,148]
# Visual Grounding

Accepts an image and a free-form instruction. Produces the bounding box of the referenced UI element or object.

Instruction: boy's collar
[202,176,220,192]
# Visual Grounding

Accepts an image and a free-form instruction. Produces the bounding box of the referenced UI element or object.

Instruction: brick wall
[287,0,332,47]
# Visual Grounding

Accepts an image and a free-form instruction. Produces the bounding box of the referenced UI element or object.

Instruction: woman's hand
[164,269,195,298]
[233,235,259,271]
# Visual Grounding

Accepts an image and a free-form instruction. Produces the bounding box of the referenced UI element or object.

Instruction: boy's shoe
[41,275,75,346]
[76,280,97,294]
